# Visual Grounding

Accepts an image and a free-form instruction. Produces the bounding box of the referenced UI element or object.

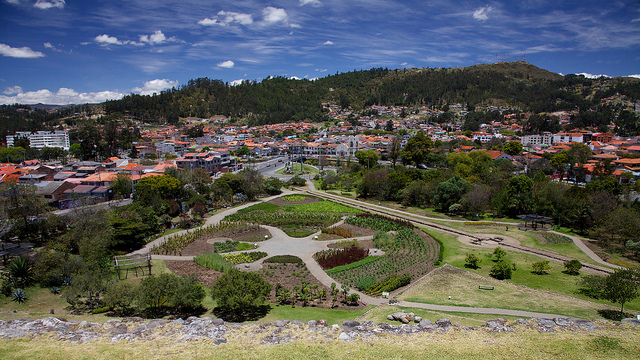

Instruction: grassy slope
[423,228,640,313]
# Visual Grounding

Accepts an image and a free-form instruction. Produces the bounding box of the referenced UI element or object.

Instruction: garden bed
[258,260,366,309]
[178,227,270,256]
[165,260,223,288]
[269,195,320,206]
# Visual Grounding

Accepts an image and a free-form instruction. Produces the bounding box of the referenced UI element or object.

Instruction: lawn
[282,201,362,213]
[397,265,626,319]
[275,163,318,175]
[424,227,640,312]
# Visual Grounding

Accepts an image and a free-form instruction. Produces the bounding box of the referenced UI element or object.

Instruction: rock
[414,316,422,323]
[331,324,340,331]
[536,318,556,332]
[343,320,360,328]
[147,319,169,330]
[484,319,510,332]
[361,320,375,327]
[212,318,225,326]
[307,320,317,327]
[338,332,352,341]
[291,320,304,327]
[418,319,434,329]
[109,324,128,336]
[387,315,394,321]
[435,319,452,328]
[573,319,599,331]
[553,318,572,327]
[275,320,290,327]
[317,320,328,327]
[516,319,529,325]
[172,318,184,325]
[391,312,405,320]
[621,318,640,326]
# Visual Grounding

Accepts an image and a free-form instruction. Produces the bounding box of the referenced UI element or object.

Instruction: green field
[423,227,640,312]
[275,163,319,175]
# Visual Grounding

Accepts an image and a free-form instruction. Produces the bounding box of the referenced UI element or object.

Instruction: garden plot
[326,214,440,296]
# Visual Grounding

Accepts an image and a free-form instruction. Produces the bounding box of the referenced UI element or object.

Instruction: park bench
[114,253,152,279]
[478,285,494,290]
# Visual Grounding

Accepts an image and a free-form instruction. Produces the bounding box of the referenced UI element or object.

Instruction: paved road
[306,188,620,273]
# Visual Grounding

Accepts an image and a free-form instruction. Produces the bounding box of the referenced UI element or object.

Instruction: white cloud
[139,30,166,45]
[299,0,321,6]
[576,72,611,79]
[315,68,327,72]
[288,76,301,80]
[199,10,253,26]
[43,42,63,52]
[627,74,640,79]
[0,88,124,105]
[34,0,64,9]
[323,40,334,46]
[400,62,408,66]
[229,79,244,86]
[217,60,235,68]
[94,34,124,46]
[6,0,22,4]
[473,6,492,21]
[3,86,22,95]
[263,7,288,25]
[132,79,178,95]
[0,43,45,58]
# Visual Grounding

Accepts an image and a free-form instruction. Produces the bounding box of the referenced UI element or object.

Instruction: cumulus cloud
[5,0,23,4]
[132,78,178,95]
[199,10,253,26]
[322,40,334,45]
[139,30,167,45]
[0,88,124,105]
[627,74,640,79]
[3,86,22,95]
[0,43,45,58]
[473,6,492,21]
[576,72,611,79]
[288,76,301,80]
[229,79,244,86]
[263,7,288,24]
[94,34,124,46]
[34,0,64,9]
[217,60,235,68]
[299,0,321,6]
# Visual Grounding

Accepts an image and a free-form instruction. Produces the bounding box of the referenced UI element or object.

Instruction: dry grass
[1,325,639,359]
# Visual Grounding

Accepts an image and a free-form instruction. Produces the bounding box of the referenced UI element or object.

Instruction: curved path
[306,189,620,273]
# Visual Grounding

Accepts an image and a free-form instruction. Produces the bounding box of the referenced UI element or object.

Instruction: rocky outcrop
[0,315,609,344]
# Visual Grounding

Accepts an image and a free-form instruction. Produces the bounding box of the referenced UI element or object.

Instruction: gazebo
[517,214,553,231]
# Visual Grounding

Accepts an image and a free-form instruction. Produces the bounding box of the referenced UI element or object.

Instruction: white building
[521,132,553,147]
[6,131,70,150]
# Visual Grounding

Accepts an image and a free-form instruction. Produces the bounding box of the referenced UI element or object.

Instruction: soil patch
[165,260,223,288]
[179,228,270,256]
[327,239,374,249]
[259,262,366,309]
[334,224,379,237]
[268,195,320,207]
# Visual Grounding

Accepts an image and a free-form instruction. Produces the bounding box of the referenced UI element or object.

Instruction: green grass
[281,226,317,238]
[259,304,373,324]
[361,305,523,327]
[282,200,362,213]
[281,194,309,202]
[236,202,280,214]
[275,163,319,175]
[194,253,232,272]
[423,227,640,312]
[263,255,304,264]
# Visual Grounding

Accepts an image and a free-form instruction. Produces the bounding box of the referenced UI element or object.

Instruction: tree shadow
[212,304,271,322]
[597,309,633,321]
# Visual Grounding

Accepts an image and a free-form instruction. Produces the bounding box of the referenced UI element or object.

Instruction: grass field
[1,326,639,359]
[423,228,640,312]
[397,265,625,319]
[275,163,318,175]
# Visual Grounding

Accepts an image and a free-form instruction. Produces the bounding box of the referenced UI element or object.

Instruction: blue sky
[0,0,639,105]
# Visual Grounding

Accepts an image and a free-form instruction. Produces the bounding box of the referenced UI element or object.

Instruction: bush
[365,275,411,296]
[137,273,205,313]
[492,247,507,262]
[564,260,582,275]
[103,282,136,312]
[210,270,271,322]
[490,260,512,280]
[531,260,551,275]
[354,276,377,291]
[314,245,369,270]
[11,288,26,303]
[7,256,34,289]
[347,293,360,305]
[464,253,481,269]
[288,176,306,187]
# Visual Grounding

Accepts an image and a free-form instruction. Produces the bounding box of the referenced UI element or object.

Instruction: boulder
[621,318,640,327]
[343,320,360,328]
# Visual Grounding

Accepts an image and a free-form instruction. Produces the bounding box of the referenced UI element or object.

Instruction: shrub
[11,288,26,303]
[564,260,582,275]
[492,247,507,262]
[137,273,205,312]
[322,226,354,238]
[531,261,551,275]
[490,260,512,280]
[7,256,34,288]
[347,293,360,305]
[365,275,411,296]
[210,270,271,322]
[103,282,137,312]
[464,253,481,269]
[354,276,377,291]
